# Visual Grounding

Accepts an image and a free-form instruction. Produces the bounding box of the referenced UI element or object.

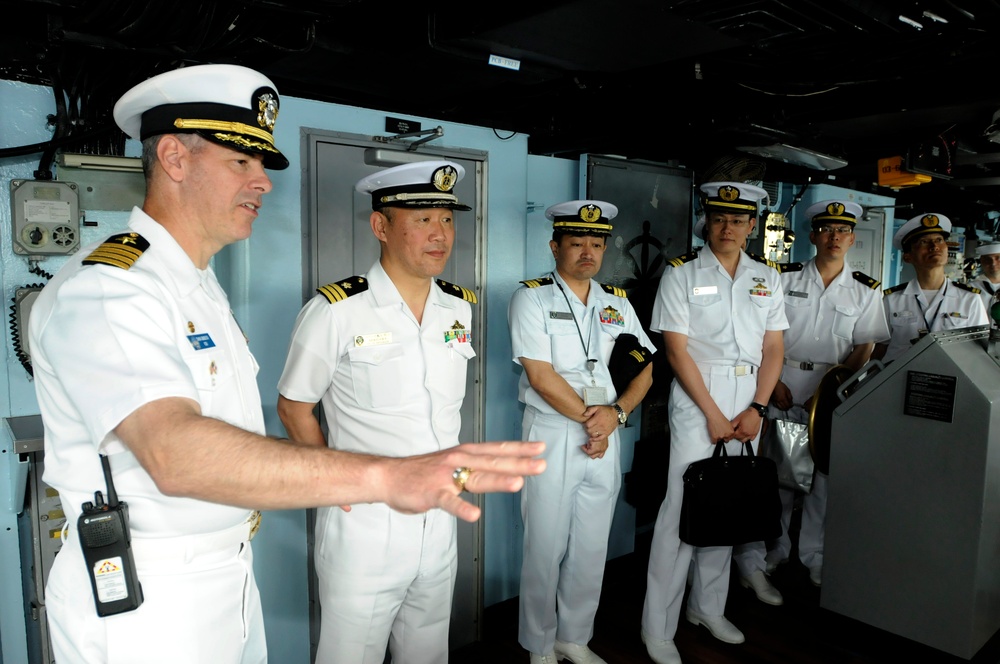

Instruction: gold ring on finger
[452,467,473,492]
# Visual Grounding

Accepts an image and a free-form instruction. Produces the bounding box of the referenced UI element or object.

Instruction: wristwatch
[612,403,628,426]
[748,401,767,418]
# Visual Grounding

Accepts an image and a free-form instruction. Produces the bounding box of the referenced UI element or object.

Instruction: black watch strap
[748,401,767,417]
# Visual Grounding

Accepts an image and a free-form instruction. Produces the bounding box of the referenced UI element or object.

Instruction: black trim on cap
[139,100,288,170]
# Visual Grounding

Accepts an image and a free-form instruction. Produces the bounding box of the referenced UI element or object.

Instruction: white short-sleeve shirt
[778,259,889,402]
[651,248,788,366]
[278,260,474,456]
[508,272,654,413]
[29,208,261,536]
[881,279,988,363]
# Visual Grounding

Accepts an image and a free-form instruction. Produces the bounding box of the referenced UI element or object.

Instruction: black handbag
[678,441,782,547]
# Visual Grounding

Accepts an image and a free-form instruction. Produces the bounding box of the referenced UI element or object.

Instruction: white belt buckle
[734,365,751,377]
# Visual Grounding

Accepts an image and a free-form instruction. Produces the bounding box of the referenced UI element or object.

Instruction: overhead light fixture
[736,143,847,171]
[60,153,142,173]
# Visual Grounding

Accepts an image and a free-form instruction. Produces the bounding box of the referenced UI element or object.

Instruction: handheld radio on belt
[78,454,144,616]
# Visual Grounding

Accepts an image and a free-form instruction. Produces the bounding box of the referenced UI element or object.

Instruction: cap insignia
[827,202,845,216]
[719,185,740,202]
[922,214,940,228]
[256,90,279,131]
[579,204,603,223]
[433,165,458,192]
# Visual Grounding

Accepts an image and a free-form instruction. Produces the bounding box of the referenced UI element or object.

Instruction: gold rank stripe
[436,279,478,303]
[455,285,478,303]
[318,283,349,303]
[82,245,145,269]
[521,277,553,289]
[629,349,645,362]
[601,283,627,297]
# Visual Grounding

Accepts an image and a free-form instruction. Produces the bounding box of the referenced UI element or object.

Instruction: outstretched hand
[380,441,546,522]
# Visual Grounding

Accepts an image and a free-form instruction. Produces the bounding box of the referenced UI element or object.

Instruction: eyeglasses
[815,225,853,235]
[708,217,750,227]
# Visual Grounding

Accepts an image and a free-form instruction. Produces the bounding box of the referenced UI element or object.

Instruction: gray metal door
[303,130,486,658]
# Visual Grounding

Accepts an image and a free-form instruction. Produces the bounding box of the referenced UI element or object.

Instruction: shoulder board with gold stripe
[520,276,554,289]
[748,253,778,269]
[852,271,880,290]
[884,282,908,296]
[600,283,627,297]
[954,281,981,295]
[777,261,803,274]
[436,279,478,304]
[81,232,149,270]
[666,250,699,268]
[317,276,368,304]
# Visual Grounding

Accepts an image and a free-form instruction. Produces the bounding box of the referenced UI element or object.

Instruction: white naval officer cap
[113,64,288,170]
[893,213,951,251]
[804,199,863,228]
[545,200,618,236]
[356,160,471,211]
[699,181,767,215]
[977,241,1000,257]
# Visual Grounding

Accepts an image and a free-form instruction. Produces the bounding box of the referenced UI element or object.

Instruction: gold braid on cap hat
[174,118,276,145]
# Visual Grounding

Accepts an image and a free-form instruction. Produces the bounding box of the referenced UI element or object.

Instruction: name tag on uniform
[187,333,216,350]
[692,286,717,296]
[354,332,392,347]
[788,290,808,298]
[549,311,573,320]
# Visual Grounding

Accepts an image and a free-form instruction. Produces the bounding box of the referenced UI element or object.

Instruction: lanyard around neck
[916,281,948,330]
[552,272,598,376]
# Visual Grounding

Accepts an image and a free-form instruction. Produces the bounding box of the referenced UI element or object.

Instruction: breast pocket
[545,316,582,368]
[688,292,726,336]
[832,305,859,341]
[748,293,772,331]
[436,341,476,401]
[347,344,405,408]
[187,350,231,414]
[940,312,973,329]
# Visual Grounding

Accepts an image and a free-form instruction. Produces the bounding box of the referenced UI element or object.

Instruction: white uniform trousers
[766,471,828,569]
[518,407,621,655]
[642,368,759,640]
[47,528,265,664]
[314,501,457,664]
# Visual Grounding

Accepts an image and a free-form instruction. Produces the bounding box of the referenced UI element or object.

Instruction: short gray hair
[140,133,203,181]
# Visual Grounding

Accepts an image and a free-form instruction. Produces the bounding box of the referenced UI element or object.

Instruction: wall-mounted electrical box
[10,179,81,256]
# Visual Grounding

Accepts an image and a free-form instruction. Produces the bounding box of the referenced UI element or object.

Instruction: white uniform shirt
[779,260,889,402]
[971,277,1000,324]
[509,272,653,413]
[881,280,988,363]
[29,208,261,536]
[278,260,474,456]
[651,249,788,365]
